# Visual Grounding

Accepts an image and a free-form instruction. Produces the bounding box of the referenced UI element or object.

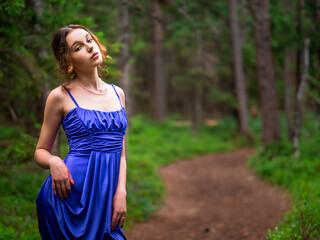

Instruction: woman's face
[66,28,102,72]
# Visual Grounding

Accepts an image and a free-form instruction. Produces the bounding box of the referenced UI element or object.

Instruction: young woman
[34,24,127,239]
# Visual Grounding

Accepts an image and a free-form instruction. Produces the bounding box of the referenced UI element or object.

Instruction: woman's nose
[87,43,94,52]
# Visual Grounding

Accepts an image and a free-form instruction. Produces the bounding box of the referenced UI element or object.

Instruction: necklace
[74,80,108,95]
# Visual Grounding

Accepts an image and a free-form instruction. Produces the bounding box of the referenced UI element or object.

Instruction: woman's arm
[34,88,63,169]
[34,87,75,200]
[117,143,127,193]
[111,86,127,231]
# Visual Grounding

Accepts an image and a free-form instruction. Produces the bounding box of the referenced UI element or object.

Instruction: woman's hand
[111,188,127,231]
[49,156,75,200]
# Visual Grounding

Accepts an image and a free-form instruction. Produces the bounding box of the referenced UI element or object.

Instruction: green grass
[0,161,48,239]
[0,115,249,239]
[247,114,320,239]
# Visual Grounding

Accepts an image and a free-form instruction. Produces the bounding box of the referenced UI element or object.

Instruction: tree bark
[118,0,132,158]
[152,0,166,121]
[27,0,60,155]
[171,1,204,131]
[192,28,204,132]
[192,77,202,132]
[293,38,310,158]
[229,0,249,134]
[284,50,293,140]
[283,0,294,141]
[9,106,17,122]
[317,0,320,20]
[252,0,281,143]
[118,0,132,118]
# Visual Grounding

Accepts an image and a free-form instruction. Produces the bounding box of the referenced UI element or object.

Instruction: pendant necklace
[74,80,108,95]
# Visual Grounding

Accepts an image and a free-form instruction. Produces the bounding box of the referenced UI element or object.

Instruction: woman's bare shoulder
[45,85,70,112]
[111,84,125,97]
[47,85,66,102]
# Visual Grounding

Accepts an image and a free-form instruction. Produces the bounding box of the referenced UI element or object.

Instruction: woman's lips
[91,52,99,59]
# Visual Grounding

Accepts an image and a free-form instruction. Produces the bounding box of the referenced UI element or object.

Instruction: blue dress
[36,84,127,240]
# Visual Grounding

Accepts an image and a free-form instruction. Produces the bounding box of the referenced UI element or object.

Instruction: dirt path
[124,149,290,240]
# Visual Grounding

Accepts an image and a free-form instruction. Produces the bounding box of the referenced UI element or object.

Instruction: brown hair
[51,24,111,80]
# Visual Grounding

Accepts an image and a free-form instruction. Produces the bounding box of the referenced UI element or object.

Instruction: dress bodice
[60,85,128,153]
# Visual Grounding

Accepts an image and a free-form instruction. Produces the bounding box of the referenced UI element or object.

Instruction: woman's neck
[73,68,102,90]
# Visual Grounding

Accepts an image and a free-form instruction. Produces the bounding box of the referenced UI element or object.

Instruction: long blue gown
[36,84,127,240]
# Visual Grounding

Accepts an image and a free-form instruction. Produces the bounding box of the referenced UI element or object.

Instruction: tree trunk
[148,19,155,116]
[239,0,249,44]
[229,0,249,134]
[118,0,132,158]
[295,0,303,91]
[152,0,166,121]
[171,1,204,131]
[317,0,320,20]
[26,0,60,155]
[283,0,294,141]
[293,38,310,158]
[118,0,132,117]
[252,0,281,144]
[284,50,293,140]
[192,78,202,132]
[9,106,17,122]
[190,27,204,132]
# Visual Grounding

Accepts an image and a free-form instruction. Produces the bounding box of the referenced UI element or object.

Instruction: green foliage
[0,133,37,165]
[267,199,320,240]
[0,161,48,240]
[247,116,320,239]
[0,125,23,141]
[0,0,94,131]
[0,125,37,165]
[207,87,238,109]
[163,1,238,115]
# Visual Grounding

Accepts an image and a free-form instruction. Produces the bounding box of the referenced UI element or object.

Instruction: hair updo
[51,24,111,80]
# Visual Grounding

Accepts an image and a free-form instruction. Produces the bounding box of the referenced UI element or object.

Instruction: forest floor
[124,149,290,240]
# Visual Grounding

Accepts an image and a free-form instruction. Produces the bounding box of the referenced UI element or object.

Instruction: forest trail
[124,149,290,240]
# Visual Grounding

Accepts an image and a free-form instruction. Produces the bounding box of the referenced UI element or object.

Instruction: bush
[248,123,320,240]
[0,133,37,165]
[267,198,320,240]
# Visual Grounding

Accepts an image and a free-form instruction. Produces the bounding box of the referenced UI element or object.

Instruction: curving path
[125,149,290,240]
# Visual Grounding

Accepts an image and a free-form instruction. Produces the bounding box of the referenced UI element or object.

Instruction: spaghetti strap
[111,84,123,108]
[60,84,79,108]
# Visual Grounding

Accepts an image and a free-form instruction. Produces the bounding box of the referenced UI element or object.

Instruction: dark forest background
[1,0,320,146]
[1,0,320,239]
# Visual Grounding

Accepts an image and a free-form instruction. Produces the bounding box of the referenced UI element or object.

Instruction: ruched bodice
[36,84,128,240]
[62,107,127,153]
